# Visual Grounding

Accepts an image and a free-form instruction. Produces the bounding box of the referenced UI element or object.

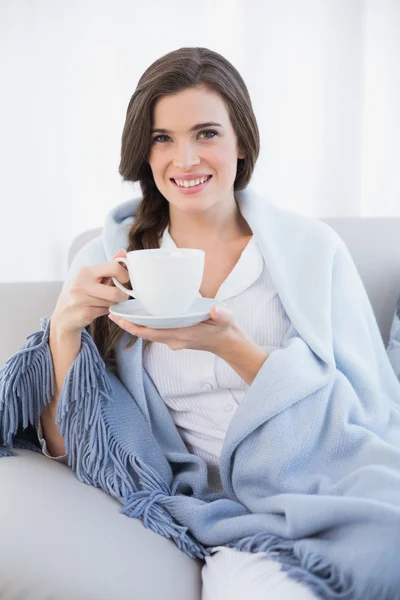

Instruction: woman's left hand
[108,303,240,355]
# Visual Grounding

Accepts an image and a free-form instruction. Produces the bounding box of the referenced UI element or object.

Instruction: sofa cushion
[0,281,62,369]
[387,295,400,380]
[0,449,202,600]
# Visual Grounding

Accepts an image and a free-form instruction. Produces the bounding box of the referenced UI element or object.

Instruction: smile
[171,175,212,188]
[170,175,212,195]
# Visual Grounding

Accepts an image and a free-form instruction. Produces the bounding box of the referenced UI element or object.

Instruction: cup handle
[111,257,136,298]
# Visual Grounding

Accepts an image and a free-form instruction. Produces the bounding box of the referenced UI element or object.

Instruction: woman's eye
[151,130,218,144]
[198,129,218,140]
[152,134,170,143]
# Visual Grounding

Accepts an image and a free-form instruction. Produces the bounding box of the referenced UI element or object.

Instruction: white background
[1,0,399,282]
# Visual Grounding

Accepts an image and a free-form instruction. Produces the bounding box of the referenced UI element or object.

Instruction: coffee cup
[112,248,205,316]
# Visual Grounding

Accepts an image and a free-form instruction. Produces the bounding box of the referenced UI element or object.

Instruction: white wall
[1,0,399,282]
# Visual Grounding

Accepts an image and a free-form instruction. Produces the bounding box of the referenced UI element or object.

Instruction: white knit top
[37,228,292,493]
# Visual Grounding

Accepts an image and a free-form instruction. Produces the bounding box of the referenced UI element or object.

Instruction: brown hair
[89,47,260,371]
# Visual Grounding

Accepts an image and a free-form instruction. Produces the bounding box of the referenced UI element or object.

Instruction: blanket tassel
[122,455,207,560]
[227,533,356,600]
[0,317,206,561]
[0,318,137,505]
[0,317,55,455]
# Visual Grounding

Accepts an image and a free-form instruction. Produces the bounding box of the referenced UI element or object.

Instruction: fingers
[73,249,131,305]
[86,282,130,304]
[79,261,128,283]
[77,253,130,290]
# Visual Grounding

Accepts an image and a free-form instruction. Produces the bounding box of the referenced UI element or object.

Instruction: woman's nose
[173,143,200,170]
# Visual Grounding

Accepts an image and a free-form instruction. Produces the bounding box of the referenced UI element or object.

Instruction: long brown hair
[89,47,260,371]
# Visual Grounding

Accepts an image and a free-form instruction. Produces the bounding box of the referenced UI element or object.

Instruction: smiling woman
[92,47,260,364]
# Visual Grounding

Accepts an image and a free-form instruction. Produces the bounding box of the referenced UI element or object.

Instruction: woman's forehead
[152,88,229,130]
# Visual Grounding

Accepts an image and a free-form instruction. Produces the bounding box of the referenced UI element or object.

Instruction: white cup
[112,248,205,316]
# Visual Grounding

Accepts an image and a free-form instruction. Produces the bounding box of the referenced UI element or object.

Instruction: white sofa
[0,218,399,600]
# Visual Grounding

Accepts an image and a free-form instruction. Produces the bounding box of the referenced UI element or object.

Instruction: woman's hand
[108,303,239,354]
[51,249,130,336]
[109,303,270,385]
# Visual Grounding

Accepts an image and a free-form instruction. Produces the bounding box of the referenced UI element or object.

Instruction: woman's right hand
[51,249,131,335]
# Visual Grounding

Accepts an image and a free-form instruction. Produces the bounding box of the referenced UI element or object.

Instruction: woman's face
[147,86,245,215]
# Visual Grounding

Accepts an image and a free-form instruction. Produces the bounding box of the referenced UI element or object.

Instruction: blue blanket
[2,188,400,600]
[388,296,400,380]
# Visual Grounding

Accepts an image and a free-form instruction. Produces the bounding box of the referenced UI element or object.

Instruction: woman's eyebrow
[151,122,223,134]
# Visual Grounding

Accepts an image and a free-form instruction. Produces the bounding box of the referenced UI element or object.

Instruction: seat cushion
[387,295,400,380]
[0,450,202,600]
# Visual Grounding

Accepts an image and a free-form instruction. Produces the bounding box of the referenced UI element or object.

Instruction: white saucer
[109,297,216,329]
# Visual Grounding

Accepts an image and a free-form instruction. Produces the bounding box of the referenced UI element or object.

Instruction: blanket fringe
[47,320,140,504]
[122,455,207,559]
[0,317,207,560]
[226,533,356,600]
[0,318,138,503]
[0,317,55,452]
[60,346,207,560]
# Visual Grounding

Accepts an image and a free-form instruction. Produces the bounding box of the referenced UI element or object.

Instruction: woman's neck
[168,204,252,251]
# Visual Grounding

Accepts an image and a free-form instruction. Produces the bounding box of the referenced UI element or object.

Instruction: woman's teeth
[173,176,211,188]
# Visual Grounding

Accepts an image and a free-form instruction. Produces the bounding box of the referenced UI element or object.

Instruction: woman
[2,47,400,600]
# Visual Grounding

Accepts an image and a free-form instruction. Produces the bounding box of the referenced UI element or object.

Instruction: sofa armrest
[0,281,62,368]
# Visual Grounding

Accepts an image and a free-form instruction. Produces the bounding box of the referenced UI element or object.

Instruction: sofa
[1,217,399,600]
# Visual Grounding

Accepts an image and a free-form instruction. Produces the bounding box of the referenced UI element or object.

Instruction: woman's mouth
[170,175,212,195]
